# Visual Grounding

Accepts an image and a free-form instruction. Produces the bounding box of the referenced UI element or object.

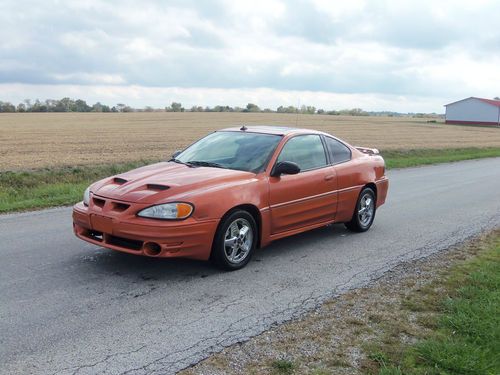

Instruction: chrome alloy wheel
[358,193,374,227]
[224,218,253,264]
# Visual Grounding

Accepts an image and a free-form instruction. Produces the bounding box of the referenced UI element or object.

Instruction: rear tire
[345,187,376,232]
[211,210,257,271]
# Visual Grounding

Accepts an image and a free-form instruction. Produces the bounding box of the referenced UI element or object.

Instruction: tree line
[0,98,442,117]
[0,98,130,113]
[0,98,373,116]
[189,103,371,116]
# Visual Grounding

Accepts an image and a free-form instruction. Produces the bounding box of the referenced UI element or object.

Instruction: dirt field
[1,112,499,171]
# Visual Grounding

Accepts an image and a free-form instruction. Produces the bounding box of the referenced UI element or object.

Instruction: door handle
[324,174,334,181]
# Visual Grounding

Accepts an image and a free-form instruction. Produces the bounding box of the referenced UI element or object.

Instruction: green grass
[375,233,500,375]
[382,147,500,169]
[0,160,156,213]
[270,359,295,374]
[1,147,499,213]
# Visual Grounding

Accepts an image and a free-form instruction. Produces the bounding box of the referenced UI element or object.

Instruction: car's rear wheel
[211,210,257,270]
[345,187,376,232]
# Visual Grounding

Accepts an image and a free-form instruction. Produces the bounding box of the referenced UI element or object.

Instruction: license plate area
[90,215,113,234]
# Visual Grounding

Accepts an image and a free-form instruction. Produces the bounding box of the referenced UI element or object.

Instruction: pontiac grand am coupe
[73,126,388,270]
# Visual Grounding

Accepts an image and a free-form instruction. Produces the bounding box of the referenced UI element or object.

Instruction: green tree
[45,99,58,112]
[244,103,260,112]
[300,105,316,114]
[213,105,233,112]
[31,99,47,112]
[92,102,103,112]
[74,99,91,112]
[54,97,73,112]
[166,102,184,112]
[326,110,339,115]
[277,105,298,113]
[91,102,111,112]
[0,101,16,112]
[116,103,126,112]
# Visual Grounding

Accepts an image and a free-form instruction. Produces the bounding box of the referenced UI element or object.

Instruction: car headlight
[83,186,91,206]
[137,202,194,220]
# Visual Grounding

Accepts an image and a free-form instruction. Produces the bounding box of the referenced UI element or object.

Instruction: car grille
[107,235,143,251]
[82,230,143,252]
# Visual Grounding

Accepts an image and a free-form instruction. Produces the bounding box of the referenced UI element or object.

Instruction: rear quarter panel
[334,152,388,223]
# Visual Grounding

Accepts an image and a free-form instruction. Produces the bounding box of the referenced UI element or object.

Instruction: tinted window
[277,135,327,170]
[325,137,351,164]
[177,131,282,172]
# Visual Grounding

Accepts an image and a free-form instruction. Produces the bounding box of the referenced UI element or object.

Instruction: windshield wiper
[187,160,225,169]
[169,158,195,167]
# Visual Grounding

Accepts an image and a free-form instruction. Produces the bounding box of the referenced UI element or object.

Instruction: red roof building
[444,97,500,126]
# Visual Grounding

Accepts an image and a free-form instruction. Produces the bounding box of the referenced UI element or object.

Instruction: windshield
[176,131,282,173]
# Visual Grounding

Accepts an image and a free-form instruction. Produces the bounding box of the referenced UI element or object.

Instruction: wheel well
[364,182,377,199]
[219,204,262,248]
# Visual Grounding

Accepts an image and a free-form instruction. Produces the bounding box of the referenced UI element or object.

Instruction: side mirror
[171,150,182,159]
[271,161,300,177]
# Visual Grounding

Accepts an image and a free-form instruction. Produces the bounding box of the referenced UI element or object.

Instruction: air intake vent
[112,202,130,212]
[92,197,105,207]
[147,184,169,191]
[113,177,128,184]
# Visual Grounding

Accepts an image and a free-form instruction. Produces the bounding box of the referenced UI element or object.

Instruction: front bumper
[72,201,218,260]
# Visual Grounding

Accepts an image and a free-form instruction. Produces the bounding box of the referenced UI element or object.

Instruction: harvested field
[1,112,499,171]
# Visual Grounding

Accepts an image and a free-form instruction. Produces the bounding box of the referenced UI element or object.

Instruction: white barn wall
[445,98,499,124]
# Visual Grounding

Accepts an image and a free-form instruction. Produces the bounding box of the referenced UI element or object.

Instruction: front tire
[345,187,376,232]
[211,210,257,271]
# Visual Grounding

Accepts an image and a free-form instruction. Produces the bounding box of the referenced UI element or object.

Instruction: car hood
[91,162,256,204]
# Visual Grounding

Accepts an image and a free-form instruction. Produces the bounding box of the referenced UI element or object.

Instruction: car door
[269,134,337,234]
[323,136,359,222]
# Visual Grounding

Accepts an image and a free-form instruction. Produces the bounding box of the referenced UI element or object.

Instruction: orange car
[73,126,388,270]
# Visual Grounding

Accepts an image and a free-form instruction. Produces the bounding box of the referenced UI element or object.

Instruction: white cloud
[51,73,126,85]
[0,0,499,112]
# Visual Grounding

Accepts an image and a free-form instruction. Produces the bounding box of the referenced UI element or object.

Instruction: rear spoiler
[355,146,380,155]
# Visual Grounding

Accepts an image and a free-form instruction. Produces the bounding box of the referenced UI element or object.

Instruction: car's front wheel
[211,210,257,270]
[345,187,376,232]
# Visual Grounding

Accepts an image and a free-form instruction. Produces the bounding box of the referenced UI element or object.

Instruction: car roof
[219,125,325,136]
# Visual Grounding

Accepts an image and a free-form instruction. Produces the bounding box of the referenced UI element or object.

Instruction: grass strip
[382,147,500,169]
[374,233,500,375]
[0,160,156,213]
[1,147,499,213]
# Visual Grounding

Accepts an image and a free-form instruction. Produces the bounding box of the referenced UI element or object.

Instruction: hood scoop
[146,184,170,191]
[113,177,128,184]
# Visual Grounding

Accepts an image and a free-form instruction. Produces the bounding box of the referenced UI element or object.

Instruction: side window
[277,135,327,170]
[325,137,351,164]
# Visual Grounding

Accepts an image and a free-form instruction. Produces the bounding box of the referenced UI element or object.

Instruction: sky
[1,0,499,113]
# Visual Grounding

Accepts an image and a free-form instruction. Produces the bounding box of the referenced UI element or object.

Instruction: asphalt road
[1,158,499,375]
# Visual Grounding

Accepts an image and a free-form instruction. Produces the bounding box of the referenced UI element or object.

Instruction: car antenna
[240,125,247,131]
